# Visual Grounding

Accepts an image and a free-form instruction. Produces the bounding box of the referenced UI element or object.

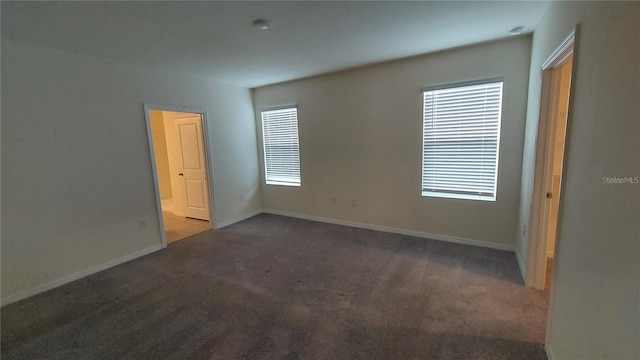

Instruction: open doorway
[544,54,573,290]
[529,32,575,291]
[145,106,214,245]
[543,55,572,290]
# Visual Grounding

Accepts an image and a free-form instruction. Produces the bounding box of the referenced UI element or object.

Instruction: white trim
[194,111,218,227]
[515,248,526,281]
[545,344,556,360]
[263,209,515,252]
[0,210,517,306]
[526,28,576,289]
[542,31,575,70]
[161,198,174,213]
[421,80,503,203]
[422,76,504,92]
[421,190,495,202]
[531,66,563,289]
[1,244,163,307]
[260,104,298,112]
[260,106,301,187]
[215,209,262,229]
[143,105,168,248]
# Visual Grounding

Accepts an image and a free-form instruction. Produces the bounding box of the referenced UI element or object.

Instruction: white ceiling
[1,1,549,88]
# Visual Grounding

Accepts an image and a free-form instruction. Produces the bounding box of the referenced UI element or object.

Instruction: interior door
[174,114,211,221]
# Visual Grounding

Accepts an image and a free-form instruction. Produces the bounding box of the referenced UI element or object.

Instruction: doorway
[543,55,572,290]
[529,32,575,291]
[145,106,214,246]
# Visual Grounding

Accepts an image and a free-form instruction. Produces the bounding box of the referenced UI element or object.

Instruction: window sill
[421,191,495,202]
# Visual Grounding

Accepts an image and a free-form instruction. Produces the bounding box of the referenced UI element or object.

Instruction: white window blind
[422,80,503,201]
[261,107,301,186]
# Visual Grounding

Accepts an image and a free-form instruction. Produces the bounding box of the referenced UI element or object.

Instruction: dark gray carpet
[1,214,548,359]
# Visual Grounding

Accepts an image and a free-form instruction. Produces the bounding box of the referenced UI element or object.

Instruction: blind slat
[262,107,301,186]
[422,81,503,201]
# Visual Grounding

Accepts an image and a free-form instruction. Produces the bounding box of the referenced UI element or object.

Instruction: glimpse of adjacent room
[148,110,212,244]
[545,55,572,291]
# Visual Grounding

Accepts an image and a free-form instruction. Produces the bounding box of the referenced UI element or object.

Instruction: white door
[174,115,211,221]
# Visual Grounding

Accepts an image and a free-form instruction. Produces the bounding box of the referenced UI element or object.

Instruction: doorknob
[178,173,184,176]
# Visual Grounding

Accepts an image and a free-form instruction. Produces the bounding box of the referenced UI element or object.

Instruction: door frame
[143,103,216,248]
[526,29,577,289]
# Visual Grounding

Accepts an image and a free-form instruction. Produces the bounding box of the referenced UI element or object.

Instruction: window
[421,80,503,201]
[261,107,301,186]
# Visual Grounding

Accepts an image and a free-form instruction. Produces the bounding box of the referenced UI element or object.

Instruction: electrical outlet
[350,198,356,207]
[331,195,337,204]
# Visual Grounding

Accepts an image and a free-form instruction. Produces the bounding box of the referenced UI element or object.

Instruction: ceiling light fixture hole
[509,26,524,35]
[253,19,270,30]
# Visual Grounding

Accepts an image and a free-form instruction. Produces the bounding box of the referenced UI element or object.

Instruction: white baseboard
[1,209,514,307]
[215,209,262,229]
[546,344,555,360]
[263,209,515,252]
[160,198,174,213]
[515,248,526,281]
[1,244,163,307]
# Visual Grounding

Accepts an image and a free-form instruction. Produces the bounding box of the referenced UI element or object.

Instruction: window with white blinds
[421,80,503,201]
[261,107,301,186]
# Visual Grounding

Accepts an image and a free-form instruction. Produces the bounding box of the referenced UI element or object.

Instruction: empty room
[1,2,638,360]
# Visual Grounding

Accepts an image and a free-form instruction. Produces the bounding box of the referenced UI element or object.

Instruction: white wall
[254,37,532,249]
[518,2,639,358]
[518,4,583,277]
[0,39,262,304]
